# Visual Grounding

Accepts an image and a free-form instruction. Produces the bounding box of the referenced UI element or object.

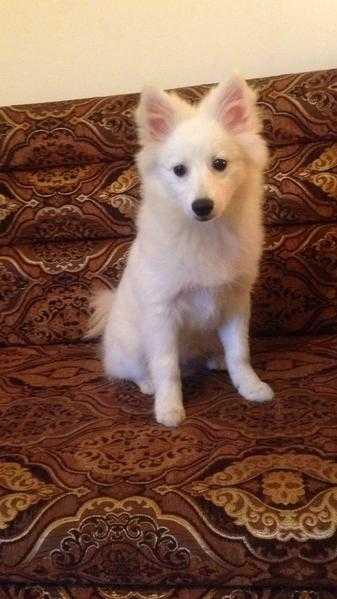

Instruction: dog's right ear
[136,87,177,144]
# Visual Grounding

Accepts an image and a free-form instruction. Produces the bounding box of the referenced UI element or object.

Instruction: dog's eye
[173,164,187,177]
[212,158,228,172]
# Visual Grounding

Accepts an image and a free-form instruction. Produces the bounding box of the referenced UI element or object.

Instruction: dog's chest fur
[163,217,244,288]
[168,225,244,330]
[174,285,223,330]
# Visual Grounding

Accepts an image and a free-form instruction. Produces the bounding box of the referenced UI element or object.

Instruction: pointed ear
[201,75,259,134]
[136,86,177,144]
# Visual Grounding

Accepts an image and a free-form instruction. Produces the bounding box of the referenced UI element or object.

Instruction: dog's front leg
[219,290,274,402]
[145,307,185,427]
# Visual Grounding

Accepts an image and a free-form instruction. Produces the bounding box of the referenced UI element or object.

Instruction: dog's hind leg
[138,379,155,395]
[103,313,153,395]
[104,341,153,395]
[206,354,226,371]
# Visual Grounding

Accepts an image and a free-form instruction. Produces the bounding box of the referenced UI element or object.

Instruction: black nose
[192,198,214,218]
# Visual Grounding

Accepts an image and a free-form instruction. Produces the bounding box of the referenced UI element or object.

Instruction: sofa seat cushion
[0,586,334,598]
[0,335,337,589]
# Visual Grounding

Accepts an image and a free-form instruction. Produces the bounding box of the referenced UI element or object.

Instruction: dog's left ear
[201,75,259,134]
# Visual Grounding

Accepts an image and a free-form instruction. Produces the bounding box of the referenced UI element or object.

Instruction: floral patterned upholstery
[0,69,337,598]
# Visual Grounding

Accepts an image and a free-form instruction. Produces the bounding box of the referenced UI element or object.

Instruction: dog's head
[136,75,267,221]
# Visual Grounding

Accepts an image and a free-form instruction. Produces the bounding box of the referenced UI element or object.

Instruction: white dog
[87,75,274,427]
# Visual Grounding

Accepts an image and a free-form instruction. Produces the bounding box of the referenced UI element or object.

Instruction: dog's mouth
[195,214,214,222]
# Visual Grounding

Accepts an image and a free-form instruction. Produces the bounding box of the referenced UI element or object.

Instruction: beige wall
[1,0,337,105]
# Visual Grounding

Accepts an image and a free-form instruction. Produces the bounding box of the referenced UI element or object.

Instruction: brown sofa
[0,68,337,599]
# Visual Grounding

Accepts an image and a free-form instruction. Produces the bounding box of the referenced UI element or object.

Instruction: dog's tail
[85,288,115,339]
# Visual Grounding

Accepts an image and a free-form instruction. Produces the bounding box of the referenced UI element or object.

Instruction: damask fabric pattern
[0,588,334,599]
[1,69,337,343]
[1,223,337,345]
[1,336,337,593]
[1,69,337,597]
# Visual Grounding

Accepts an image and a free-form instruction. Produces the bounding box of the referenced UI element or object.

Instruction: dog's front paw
[238,379,274,403]
[155,403,186,427]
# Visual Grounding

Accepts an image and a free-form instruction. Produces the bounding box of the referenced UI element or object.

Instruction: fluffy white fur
[87,75,274,426]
